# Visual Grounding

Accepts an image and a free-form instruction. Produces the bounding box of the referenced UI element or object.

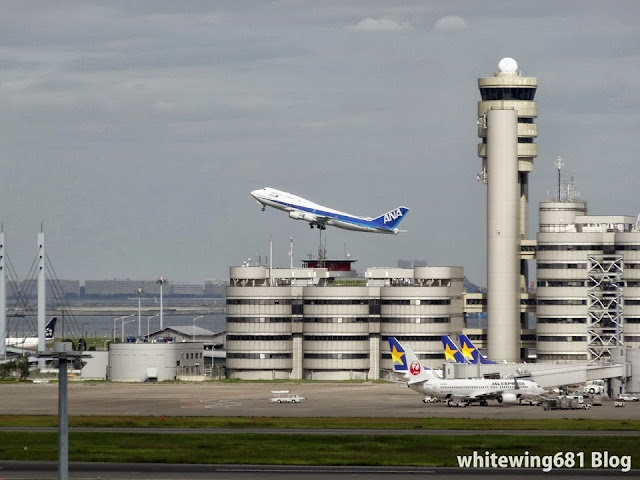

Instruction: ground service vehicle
[543,395,591,410]
[270,390,305,404]
[422,396,439,403]
[519,397,541,406]
[618,394,639,402]
[447,399,469,407]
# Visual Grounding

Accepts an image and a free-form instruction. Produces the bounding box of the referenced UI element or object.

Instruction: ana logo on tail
[383,208,404,224]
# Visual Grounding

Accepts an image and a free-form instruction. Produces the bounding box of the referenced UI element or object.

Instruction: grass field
[0,431,637,466]
[0,416,638,466]
[1,415,639,431]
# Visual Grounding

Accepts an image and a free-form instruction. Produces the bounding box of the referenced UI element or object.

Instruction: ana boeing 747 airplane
[251,187,409,234]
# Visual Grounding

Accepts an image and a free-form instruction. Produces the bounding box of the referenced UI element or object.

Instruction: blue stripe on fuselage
[267,198,392,231]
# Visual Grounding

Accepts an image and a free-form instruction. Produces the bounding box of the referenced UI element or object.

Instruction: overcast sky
[1,1,639,286]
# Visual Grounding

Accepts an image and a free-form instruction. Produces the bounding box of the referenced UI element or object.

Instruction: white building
[536,198,640,361]
[225,263,464,380]
[108,342,204,382]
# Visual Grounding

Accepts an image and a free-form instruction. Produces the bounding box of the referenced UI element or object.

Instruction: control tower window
[480,87,536,101]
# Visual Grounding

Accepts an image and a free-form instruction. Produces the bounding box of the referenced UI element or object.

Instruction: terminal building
[536,194,640,361]
[226,263,466,380]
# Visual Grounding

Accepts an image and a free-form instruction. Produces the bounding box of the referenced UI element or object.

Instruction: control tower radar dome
[498,57,518,73]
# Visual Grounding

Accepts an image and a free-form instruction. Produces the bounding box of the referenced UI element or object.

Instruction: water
[53,313,226,340]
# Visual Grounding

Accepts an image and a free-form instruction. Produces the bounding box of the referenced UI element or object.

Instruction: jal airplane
[388,336,544,406]
[251,187,409,234]
[4,317,57,349]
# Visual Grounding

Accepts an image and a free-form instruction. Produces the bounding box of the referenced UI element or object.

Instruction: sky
[1,1,639,287]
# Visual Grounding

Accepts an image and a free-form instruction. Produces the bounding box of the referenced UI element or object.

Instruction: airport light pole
[147,314,159,341]
[113,316,124,343]
[121,316,135,343]
[135,288,144,337]
[192,315,203,341]
[156,276,168,330]
[38,343,91,480]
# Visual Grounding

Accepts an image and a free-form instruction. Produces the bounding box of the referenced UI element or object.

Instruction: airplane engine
[289,211,317,223]
[497,393,518,404]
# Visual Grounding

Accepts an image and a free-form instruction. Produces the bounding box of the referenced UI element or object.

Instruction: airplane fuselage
[410,378,544,401]
[4,337,40,348]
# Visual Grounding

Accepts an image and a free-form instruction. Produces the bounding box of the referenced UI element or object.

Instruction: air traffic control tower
[477,58,538,362]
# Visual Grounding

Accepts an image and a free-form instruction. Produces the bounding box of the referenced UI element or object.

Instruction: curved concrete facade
[478,60,538,363]
[379,267,464,371]
[226,266,465,380]
[536,204,640,361]
[486,109,520,362]
[226,286,299,380]
[108,343,204,382]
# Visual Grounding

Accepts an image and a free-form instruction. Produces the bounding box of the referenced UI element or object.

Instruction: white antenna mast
[555,156,564,201]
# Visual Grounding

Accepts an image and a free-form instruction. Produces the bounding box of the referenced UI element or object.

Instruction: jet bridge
[448,360,630,394]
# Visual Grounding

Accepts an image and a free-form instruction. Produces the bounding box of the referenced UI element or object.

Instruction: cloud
[350,17,410,32]
[434,15,468,31]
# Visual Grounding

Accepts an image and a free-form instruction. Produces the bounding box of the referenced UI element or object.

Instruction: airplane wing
[467,390,504,401]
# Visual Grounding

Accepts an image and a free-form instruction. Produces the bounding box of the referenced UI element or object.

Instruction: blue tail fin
[372,207,409,229]
[388,336,437,383]
[388,336,409,374]
[441,335,467,363]
[459,334,497,365]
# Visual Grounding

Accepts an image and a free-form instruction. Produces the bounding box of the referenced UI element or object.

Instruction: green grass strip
[1,415,639,431]
[0,432,637,466]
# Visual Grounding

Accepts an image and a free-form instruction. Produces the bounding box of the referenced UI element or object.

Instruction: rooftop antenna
[555,156,564,201]
[289,237,293,268]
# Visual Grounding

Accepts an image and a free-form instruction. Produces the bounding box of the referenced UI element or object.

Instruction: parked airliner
[251,187,409,234]
[4,317,57,349]
[388,336,544,406]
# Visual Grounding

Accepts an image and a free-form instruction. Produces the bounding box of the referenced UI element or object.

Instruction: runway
[1,382,638,479]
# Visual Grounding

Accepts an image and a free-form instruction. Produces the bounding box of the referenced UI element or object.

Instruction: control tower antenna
[556,156,564,201]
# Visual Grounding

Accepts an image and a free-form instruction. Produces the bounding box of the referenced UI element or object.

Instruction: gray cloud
[1,1,639,286]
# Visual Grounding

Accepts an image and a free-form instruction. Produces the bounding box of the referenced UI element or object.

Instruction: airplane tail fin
[441,335,468,363]
[388,336,436,384]
[388,336,410,376]
[372,207,409,229]
[458,334,497,365]
[45,317,57,340]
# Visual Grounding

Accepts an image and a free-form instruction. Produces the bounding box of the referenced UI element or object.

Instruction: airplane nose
[251,190,260,199]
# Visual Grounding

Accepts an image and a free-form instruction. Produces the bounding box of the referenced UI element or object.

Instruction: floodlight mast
[136,287,144,336]
[156,276,168,330]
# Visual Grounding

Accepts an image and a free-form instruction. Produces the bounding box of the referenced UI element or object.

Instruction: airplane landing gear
[261,206,265,211]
